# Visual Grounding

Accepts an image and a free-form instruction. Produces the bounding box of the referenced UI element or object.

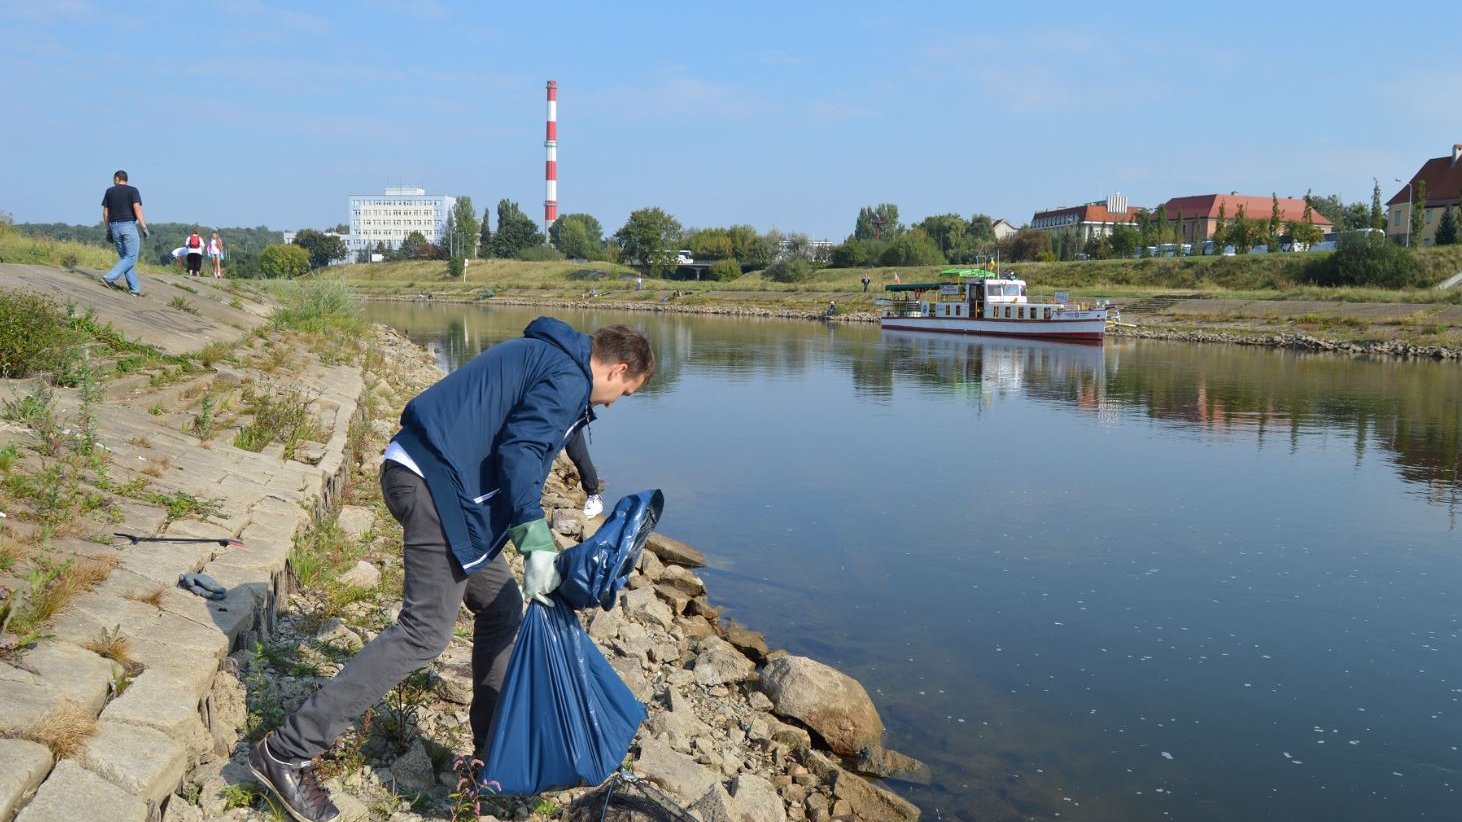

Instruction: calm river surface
[367,303,1461,821]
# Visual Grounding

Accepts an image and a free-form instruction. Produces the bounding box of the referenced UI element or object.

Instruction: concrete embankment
[0,264,925,821]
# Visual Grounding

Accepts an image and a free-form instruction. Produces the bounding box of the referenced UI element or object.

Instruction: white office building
[347,186,455,255]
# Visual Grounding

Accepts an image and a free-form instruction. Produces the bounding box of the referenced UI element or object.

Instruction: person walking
[249,318,654,822]
[861,274,871,292]
[208,231,224,277]
[184,228,204,277]
[564,425,604,518]
[101,170,149,295]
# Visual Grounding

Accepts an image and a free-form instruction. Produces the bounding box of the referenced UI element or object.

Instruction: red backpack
[188,233,202,249]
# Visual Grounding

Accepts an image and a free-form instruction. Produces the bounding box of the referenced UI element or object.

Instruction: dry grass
[139,454,173,478]
[26,699,97,758]
[20,554,119,628]
[127,586,166,609]
[83,624,131,665]
[129,435,152,448]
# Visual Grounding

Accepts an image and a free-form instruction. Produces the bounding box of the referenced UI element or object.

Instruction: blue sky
[2,0,1456,240]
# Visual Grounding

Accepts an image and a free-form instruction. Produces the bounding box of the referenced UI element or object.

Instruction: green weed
[233,383,322,459]
[168,296,199,315]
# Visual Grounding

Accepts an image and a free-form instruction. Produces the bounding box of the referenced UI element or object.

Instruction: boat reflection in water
[879,329,1110,413]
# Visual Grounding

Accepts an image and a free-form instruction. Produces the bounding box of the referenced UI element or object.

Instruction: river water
[366,302,1461,821]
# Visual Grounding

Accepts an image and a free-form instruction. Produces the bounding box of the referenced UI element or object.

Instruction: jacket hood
[523,316,593,384]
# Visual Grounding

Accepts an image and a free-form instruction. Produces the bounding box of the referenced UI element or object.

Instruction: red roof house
[1386,144,1462,246]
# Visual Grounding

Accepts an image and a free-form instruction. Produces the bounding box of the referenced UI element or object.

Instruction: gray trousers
[271,461,523,760]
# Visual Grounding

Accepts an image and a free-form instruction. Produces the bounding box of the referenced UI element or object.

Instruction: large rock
[692,636,755,688]
[634,737,721,806]
[336,560,380,589]
[659,565,706,597]
[760,656,884,755]
[832,768,921,821]
[391,738,436,792]
[728,772,785,821]
[336,505,377,540]
[644,533,706,568]
[853,746,932,785]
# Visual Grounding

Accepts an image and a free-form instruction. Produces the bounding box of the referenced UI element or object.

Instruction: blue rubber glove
[509,518,560,605]
[140,224,151,239]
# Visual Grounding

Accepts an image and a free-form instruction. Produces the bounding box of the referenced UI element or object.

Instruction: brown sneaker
[248,734,340,822]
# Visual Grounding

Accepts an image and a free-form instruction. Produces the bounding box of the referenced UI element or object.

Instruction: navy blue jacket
[395,317,592,573]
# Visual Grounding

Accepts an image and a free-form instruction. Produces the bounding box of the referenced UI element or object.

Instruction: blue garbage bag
[556,489,665,611]
[479,490,663,796]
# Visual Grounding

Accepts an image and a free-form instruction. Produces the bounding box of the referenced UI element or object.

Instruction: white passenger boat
[879,268,1109,342]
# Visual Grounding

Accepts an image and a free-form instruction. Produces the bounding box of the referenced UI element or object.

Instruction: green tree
[1289,197,1324,247]
[487,199,543,258]
[915,214,973,262]
[879,230,946,266]
[477,207,493,259]
[259,243,310,278]
[1212,203,1228,252]
[1269,194,1282,247]
[1410,180,1427,246]
[291,229,347,269]
[854,204,902,241]
[1371,179,1385,231]
[968,214,996,247]
[614,207,682,276]
[1010,228,1053,261]
[1436,205,1458,246]
[398,230,436,261]
[550,213,604,259]
[444,197,478,259]
[726,225,772,268]
[1108,225,1141,258]
[687,228,734,260]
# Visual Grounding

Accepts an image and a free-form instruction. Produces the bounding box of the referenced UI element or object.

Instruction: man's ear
[609,362,630,381]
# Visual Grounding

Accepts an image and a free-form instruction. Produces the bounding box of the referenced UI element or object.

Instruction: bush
[447,256,464,279]
[259,243,311,279]
[765,257,814,283]
[515,245,564,262]
[1302,231,1422,288]
[271,281,363,333]
[0,290,79,378]
[708,258,742,281]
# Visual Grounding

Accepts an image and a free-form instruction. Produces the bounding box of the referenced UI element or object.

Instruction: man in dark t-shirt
[101,169,149,295]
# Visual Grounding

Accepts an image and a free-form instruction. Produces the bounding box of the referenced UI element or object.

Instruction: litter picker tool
[114,533,244,548]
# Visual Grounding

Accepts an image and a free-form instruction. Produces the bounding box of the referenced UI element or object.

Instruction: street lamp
[1395,177,1413,247]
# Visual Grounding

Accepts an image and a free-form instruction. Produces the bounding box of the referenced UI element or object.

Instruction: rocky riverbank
[0,263,926,822]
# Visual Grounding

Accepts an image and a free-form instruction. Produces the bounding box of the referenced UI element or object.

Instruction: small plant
[219,783,264,810]
[148,403,164,416]
[24,699,97,758]
[191,392,217,441]
[378,668,433,754]
[197,341,231,367]
[233,383,322,459]
[169,296,199,315]
[59,251,80,269]
[0,443,18,471]
[84,624,131,665]
[449,756,489,822]
[150,490,224,526]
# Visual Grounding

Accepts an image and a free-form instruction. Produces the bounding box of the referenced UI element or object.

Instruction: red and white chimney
[544,81,558,235]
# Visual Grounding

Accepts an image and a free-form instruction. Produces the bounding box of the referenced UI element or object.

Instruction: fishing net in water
[559,771,699,822]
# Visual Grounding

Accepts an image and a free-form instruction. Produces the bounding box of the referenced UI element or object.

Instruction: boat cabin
[882,268,1076,320]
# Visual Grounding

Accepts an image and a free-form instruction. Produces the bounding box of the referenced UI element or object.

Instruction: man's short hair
[114,170,128,182]
[591,325,655,380]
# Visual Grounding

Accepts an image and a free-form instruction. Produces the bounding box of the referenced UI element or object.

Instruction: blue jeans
[104,221,140,293]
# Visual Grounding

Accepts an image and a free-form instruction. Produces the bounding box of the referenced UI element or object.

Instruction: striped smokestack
[544,80,558,235]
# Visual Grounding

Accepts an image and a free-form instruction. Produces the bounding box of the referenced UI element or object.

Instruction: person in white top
[208,232,224,278]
